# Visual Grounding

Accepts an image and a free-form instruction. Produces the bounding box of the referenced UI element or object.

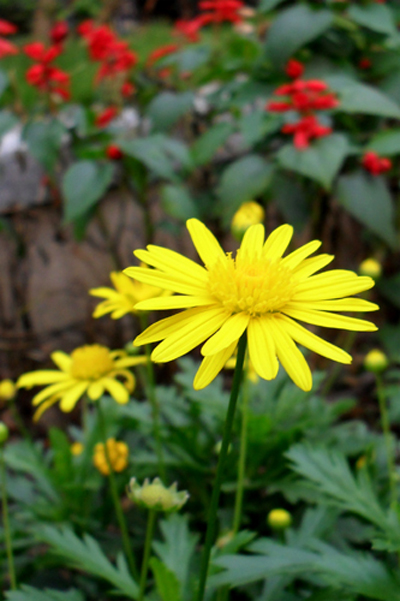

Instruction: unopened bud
[0,379,16,402]
[231,201,265,241]
[364,349,388,374]
[0,422,9,445]
[128,477,189,513]
[359,258,382,279]
[267,508,292,530]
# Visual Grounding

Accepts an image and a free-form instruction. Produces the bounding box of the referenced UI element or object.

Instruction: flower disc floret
[125,219,378,392]
[70,345,115,380]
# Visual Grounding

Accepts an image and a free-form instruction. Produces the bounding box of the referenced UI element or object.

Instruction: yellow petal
[33,396,60,421]
[239,224,265,256]
[50,351,72,373]
[89,287,119,299]
[294,272,374,300]
[102,378,130,404]
[59,382,88,412]
[194,342,237,390]
[262,224,293,259]
[136,245,208,284]
[114,356,147,368]
[17,371,69,388]
[278,315,352,364]
[186,218,226,266]
[269,317,312,391]
[87,381,104,400]
[247,317,279,380]
[283,306,378,331]
[287,298,379,313]
[292,254,334,280]
[134,306,219,345]
[151,308,230,363]
[281,240,321,270]
[124,266,204,296]
[201,312,250,356]
[135,295,214,312]
[31,381,72,405]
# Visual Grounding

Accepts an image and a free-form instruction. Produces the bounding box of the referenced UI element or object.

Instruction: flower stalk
[233,365,250,534]
[138,509,157,601]
[196,332,247,601]
[0,443,17,589]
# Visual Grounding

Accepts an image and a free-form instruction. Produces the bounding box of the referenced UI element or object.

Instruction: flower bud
[0,379,16,402]
[0,422,9,445]
[267,508,292,530]
[364,349,388,374]
[231,201,265,241]
[71,441,84,456]
[359,258,382,279]
[128,477,189,512]
[93,438,129,475]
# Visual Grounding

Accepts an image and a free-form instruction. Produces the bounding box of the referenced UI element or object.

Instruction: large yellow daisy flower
[17,344,147,419]
[90,269,170,319]
[125,220,378,392]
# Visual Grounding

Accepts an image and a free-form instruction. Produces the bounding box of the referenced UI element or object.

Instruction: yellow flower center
[207,251,295,316]
[70,345,114,380]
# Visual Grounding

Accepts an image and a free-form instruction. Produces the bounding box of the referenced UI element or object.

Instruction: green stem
[376,374,397,511]
[139,313,166,483]
[1,448,17,590]
[138,509,157,601]
[97,401,139,581]
[232,363,250,535]
[196,333,247,601]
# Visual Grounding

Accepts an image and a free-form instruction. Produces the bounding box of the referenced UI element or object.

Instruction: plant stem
[1,448,17,590]
[138,509,157,601]
[97,401,139,581]
[233,365,250,535]
[139,313,166,482]
[196,333,247,601]
[376,374,398,511]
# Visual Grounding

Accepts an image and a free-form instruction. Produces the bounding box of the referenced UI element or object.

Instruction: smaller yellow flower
[231,201,265,241]
[359,258,382,279]
[267,508,292,530]
[0,379,16,402]
[90,269,170,319]
[364,349,389,374]
[71,441,84,456]
[17,344,147,420]
[93,438,129,475]
[128,477,189,513]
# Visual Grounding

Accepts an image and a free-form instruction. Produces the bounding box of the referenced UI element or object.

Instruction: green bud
[364,349,389,374]
[128,477,189,513]
[0,422,9,445]
[267,508,292,530]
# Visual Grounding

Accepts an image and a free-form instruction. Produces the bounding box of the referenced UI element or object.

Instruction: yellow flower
[125,219,378,391]
[128,477,189,512]
[0,379,16,401]
[17,344,147,420]
[359,258,382,279]
[71,441,84,456]
[90,269,169,319]
[231,201,265,241]
[93,438,129,475]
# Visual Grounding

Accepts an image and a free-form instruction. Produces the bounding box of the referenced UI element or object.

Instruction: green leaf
[119,135,178,181]
[336,171,398,249]
[23,120,66,174]
[173,45,211,73]
[37,525,138,599]
[378,273,400,311]
[5,586,84,601]
[348,4,397,36]
[150,557,182,601]
[367,129,400,155]
[258,0,286,13]
[277,134,349,190]
[0,111,18,138]
[239,111,281,147]
[264,5,333,68]
[217,154,273,218]
[161,184,198,221]
[49,428,74,485]
[327,76,400,118]
[191,122,234,166]
[271,172,309,232]
[153,514,198,598]
[0,68,9,98]
[62,160,114,222]
[147,91,194,131]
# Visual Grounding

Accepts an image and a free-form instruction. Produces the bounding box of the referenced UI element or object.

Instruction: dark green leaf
[239,111,281,147]
[5,586,84,601]
[336,171,398,249]
[174,45,211,72]
[327,76,400,118]
[23,120,66,174]
[0,111,18,138]
[259,0,286,13]
[217,154,273,218]
[0,68,9,98]
[147,91,194,131]
[368,129,400,155]
[348,4,397,36]
[271,172,309,232]
[378,274,400,311]
[277,134,349,190]
[119,135,178,181]
[150,558,182,601]
[264,6,333,68]
[62,160,114,222]
[191,122,234,166]
[161,184,198,221]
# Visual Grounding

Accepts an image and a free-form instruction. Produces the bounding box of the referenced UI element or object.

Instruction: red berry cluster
[198,0,245,25]
[0,19,18,59]
[24,42,70,101]
[285,59,304,79]
[266,76,339,150]
[362,151,392,175]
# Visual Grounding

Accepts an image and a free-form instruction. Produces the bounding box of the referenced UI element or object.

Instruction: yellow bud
[0,379,16,401]
[231,202,265,241]
[128,477,189,513]
[71,441,84,456]
[93,438,129,475]
[267,508,292,530]
[364,349,389,374]
[0,422,9,445]
[359,258,382,279]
